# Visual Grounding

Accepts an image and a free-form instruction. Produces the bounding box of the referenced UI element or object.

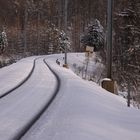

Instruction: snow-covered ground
[0,57,57,140]
[0,56,36,96]
[23,53,140,140]
[0,53,140,140]
[53,53,104,83]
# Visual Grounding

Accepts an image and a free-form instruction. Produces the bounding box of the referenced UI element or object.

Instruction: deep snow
[0,53,140,140]
[22,53,140,140]
[0,56,36,95]
[0,57,57,140]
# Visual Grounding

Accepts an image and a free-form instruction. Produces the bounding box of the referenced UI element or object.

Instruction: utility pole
[37,10,40,55]
[64,0,68,66]
[107,0,113,79]
[24,3,28,56]
[127,82,131,107]
[102,0,116,94]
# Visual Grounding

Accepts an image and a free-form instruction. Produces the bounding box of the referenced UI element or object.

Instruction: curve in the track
[0,58,37,99]
[12,58,61,140]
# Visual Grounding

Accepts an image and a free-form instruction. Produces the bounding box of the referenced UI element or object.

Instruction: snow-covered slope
[50,53,104,82]
[21,53,140,140]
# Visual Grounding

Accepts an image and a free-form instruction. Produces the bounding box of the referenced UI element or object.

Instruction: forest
[0,0,140,106]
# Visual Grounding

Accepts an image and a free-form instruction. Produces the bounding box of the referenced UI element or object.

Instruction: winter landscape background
[0,0,140,139]
[0,0,140,105]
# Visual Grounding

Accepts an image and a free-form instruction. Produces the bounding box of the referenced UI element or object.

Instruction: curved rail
[0,58,37,99]
[12,58,61,140]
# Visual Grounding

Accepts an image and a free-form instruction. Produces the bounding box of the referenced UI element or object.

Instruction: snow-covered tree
[81,19,104,52]
[59,31,71,52]
[0,30,8,54]
[113,0,140,107]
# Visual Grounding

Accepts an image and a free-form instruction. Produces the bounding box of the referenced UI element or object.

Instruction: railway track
[15,58,61,140]
[0,57,37,99]
[0,57,60,140]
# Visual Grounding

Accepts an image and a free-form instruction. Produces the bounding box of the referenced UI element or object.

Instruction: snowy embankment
[22,54,140,140]
[55,53,104,82]
[0,56,37,96]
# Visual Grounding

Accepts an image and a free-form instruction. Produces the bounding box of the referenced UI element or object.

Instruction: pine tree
[0,29,8,54]
[81,19,104,52]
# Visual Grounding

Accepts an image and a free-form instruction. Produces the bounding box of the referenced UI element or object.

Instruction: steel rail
[12,58,61,140]
[0,58,37,99]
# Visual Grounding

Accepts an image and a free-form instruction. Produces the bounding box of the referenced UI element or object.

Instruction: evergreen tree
[81,19,104,52]
[0,29,8,54]
[59,31,71,52]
